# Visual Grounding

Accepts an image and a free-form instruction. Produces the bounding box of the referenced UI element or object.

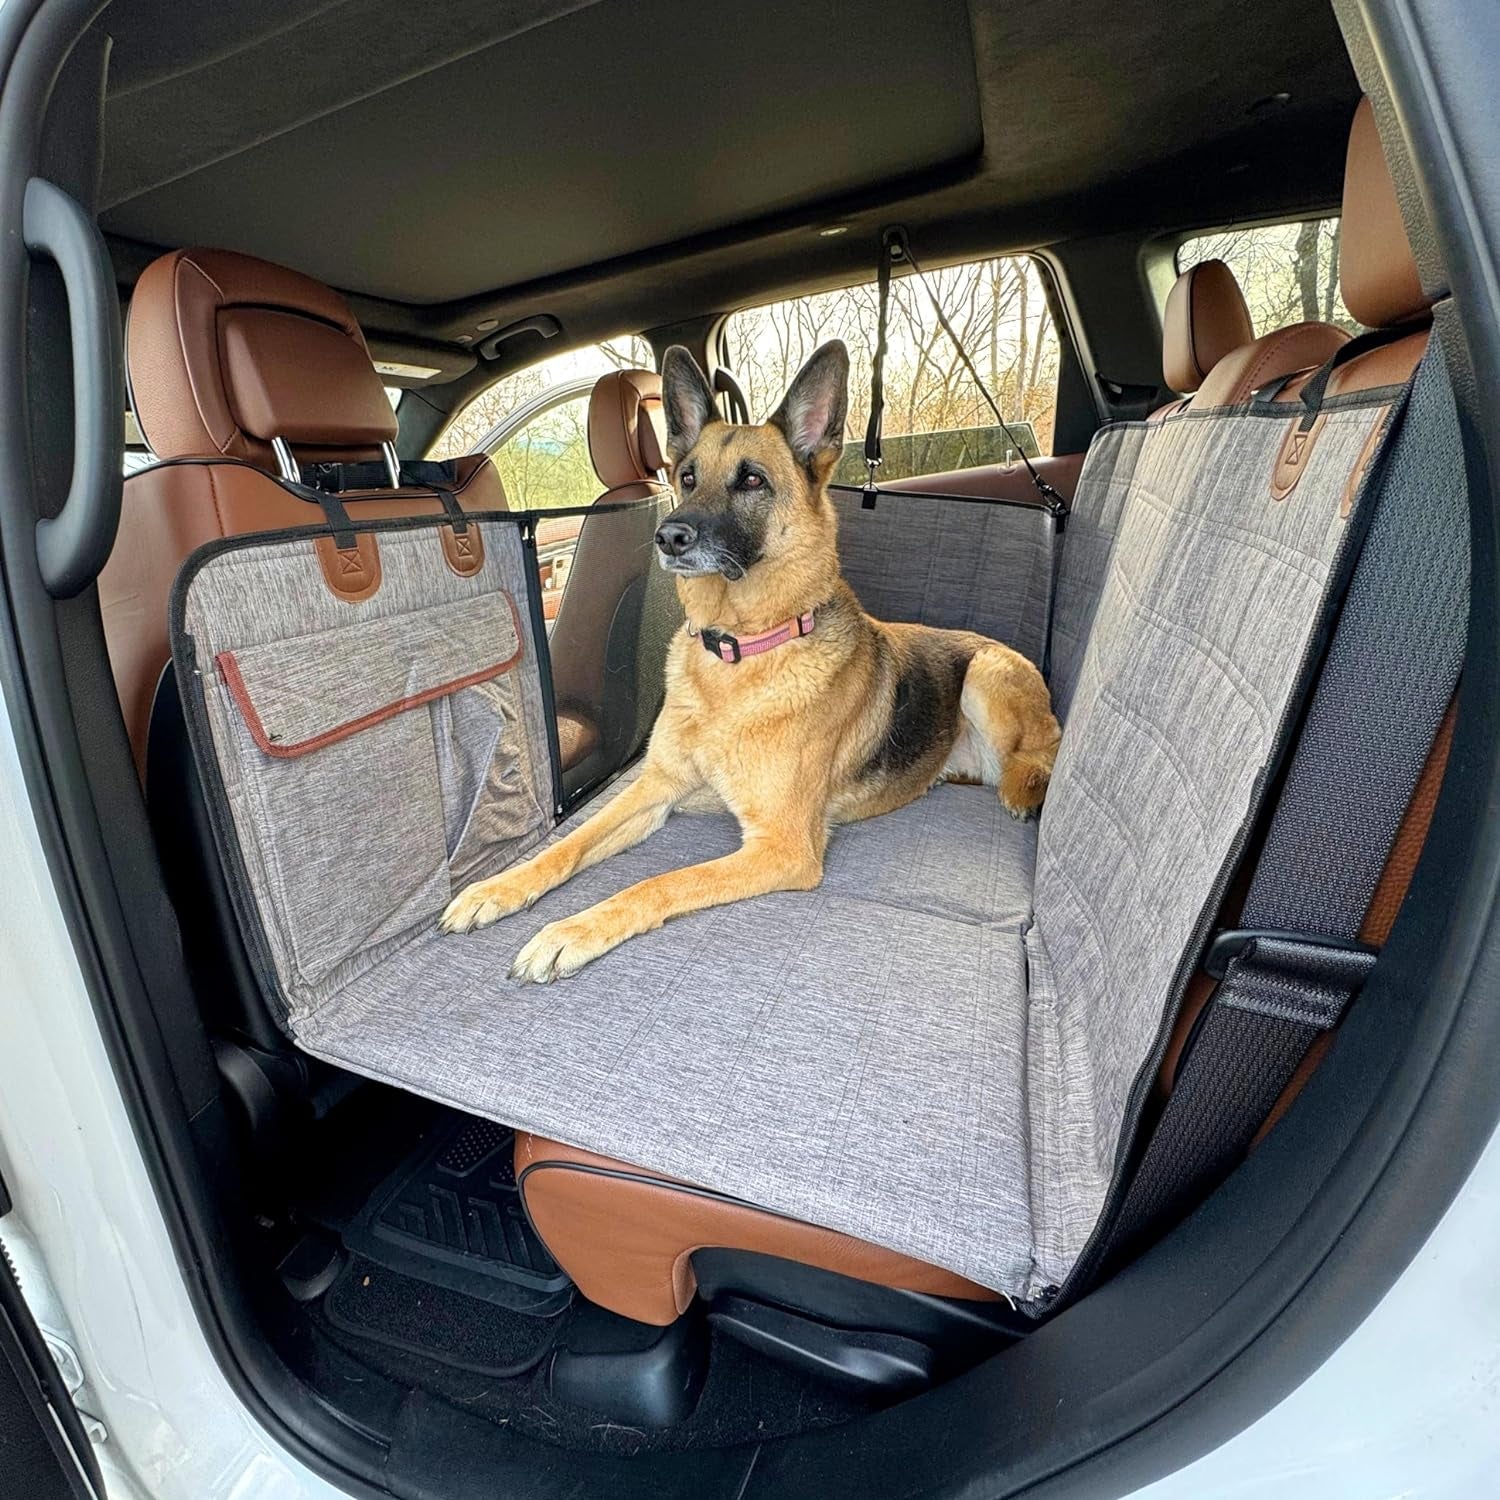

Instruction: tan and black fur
[442,340,1061,980]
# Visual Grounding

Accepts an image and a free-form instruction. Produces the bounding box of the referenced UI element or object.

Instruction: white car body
[1,674,1498,1498]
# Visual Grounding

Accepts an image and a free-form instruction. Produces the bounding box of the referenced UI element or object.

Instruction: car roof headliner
[94,0,1358,359]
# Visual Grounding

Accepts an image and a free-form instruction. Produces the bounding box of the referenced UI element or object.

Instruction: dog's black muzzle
[654,509,755,578]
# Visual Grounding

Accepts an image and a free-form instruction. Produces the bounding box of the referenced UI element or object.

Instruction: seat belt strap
[1098,342,1469,1268]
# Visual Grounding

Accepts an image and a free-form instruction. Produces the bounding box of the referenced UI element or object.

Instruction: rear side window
[720,254,1061,475]
[429,337,653,511]
[1177,217,1362,336]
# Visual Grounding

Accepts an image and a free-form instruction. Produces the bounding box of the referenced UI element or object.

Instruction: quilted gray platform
[176,391,1404,1301]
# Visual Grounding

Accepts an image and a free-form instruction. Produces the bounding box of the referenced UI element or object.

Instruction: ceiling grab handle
[24,178,124,599]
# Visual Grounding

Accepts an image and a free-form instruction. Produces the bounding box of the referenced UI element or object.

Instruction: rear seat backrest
[101,247,507,776]
[1052,262,1347,718]
[548,370,678,776]
[1026,96,1442,1287]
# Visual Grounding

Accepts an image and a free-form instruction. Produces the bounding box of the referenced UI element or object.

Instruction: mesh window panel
[533,496,682,809]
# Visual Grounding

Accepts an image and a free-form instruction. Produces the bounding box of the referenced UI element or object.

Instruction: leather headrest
[1340,99,1430,329]
[1162,260,1255,393]
[587,370,668,490]
[127,247,398,466]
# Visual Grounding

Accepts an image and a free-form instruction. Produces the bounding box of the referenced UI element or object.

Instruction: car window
[1177,216,1362,336]
[428,338,653,514]
[720,254,1060,478]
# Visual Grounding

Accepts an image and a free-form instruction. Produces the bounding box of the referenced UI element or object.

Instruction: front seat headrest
[587,369,668,491]
[1162,259,1255,393]
[127,247,399,468]
[1340,98,1431,329]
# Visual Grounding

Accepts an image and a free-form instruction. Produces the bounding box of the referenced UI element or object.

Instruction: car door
[473,375,596,622]
[0,1198,103,1500]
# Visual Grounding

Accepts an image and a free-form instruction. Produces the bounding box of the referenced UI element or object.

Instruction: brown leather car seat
[1158,254,1349,410]
[515,98,1450,1329]
[547,369,678,782]
[1161,257,1255,395]
[100,246,507,778]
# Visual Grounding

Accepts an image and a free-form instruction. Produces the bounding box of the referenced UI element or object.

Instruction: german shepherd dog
[442,340,1060,980]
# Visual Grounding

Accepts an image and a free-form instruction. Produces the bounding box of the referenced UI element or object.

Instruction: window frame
[425,334,654,465]
[710,249,1090,463]
[470,374,598,460]
[1169,209,1358,336]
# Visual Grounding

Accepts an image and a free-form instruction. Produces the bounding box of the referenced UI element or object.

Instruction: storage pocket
[211,589,547,1007]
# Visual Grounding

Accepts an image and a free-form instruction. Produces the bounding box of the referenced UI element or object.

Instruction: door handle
[23,178,123,598]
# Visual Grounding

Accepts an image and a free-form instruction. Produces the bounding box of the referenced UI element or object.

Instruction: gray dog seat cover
[175,393,1402,1303]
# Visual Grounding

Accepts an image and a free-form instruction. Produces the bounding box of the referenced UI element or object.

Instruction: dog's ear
[769,340,850,481]
[661,346,717,462]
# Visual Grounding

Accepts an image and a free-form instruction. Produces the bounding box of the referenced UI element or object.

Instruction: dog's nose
[655,518,698,557]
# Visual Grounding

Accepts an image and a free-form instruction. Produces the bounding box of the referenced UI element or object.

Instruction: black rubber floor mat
[343,1114,572,1314]
[323,1257,563,1377]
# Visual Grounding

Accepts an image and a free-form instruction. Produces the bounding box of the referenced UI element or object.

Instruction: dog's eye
[679,468,696,491]
[740,471,765,491]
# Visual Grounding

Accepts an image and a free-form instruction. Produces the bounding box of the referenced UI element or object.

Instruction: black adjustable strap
[286,480,357,550]
[423,480,470,534]
[861,227,900,507]
[1094,344,1468,1274]
[292,458,470,535]
[298,457,462,494]
[1292,323,1415,425]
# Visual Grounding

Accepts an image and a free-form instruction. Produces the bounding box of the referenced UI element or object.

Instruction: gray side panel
[1048,423,1147,720]
[833,489,1055,666]
[180,520,553,1021]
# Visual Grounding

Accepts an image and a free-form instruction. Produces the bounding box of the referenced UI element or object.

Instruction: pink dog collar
[690,610,816,663]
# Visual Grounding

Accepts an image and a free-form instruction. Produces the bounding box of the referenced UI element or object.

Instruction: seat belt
[1089,342,1469,1277]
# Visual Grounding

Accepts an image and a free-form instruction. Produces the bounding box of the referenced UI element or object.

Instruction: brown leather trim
[439,522,485,578]
[1361,699,1457,944]
[1340,406,1394,519]
[1191,323,1350,410]
[1269,412,1328,501]
[516,1134,998,1326]
[215,597,524,760]
[881,450,1086,505]
[314,533,382,602]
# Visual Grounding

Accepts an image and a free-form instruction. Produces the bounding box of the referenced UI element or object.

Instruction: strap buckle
[1205,928,1379,1031]
[1204,928,1377,980]
[699,626,741,663]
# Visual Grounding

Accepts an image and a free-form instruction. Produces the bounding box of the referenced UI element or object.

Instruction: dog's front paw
[509,914,620,983]
[440,868,546,934]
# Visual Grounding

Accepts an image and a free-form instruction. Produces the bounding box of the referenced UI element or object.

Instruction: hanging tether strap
[898,236,1067,518]
[860,227,898,507]
[861,227,1069,674]
[1089,343,1467,1282]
